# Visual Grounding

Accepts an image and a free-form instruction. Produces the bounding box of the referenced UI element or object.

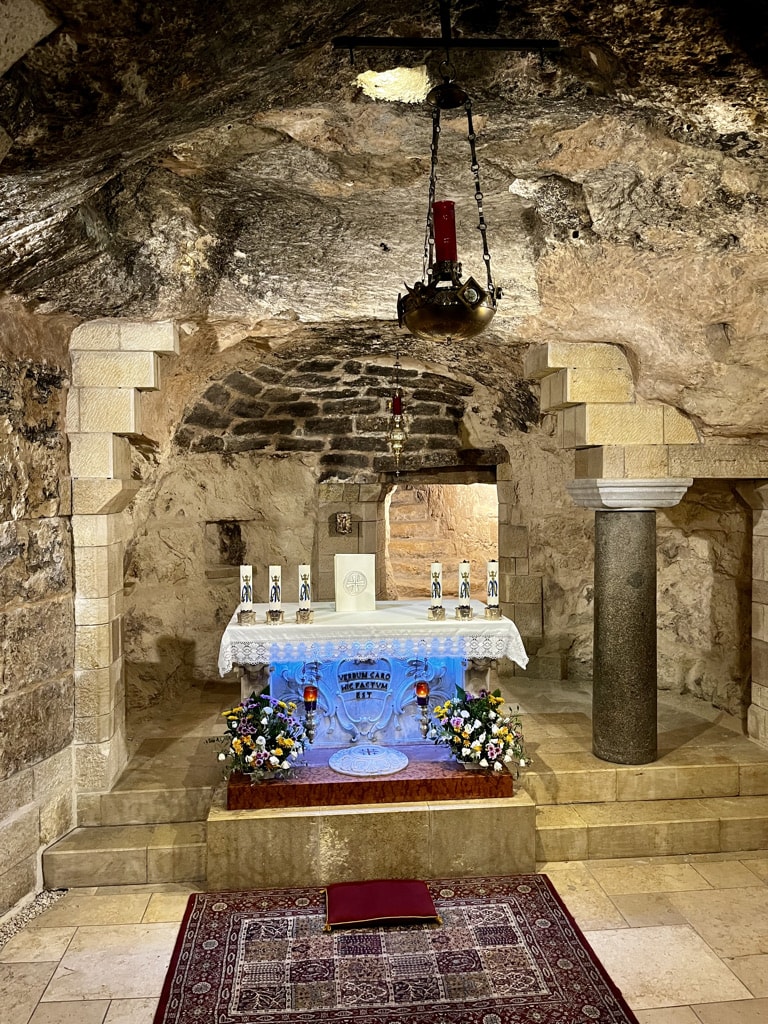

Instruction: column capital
[566,478,693,511]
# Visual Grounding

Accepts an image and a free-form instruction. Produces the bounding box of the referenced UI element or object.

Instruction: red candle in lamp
[433,200,458,263]
[303,685,318,709]
[392,391,403,416]
[415,681,430,707]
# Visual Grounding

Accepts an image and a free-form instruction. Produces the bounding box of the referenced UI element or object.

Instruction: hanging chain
[423,104,441,282]
[465,97,496,301]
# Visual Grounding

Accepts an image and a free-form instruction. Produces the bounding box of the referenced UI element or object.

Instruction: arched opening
[386,482,499,599]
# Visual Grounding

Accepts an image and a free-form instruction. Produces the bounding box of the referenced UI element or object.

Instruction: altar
[208,599,535,891]
[218,598,528,748]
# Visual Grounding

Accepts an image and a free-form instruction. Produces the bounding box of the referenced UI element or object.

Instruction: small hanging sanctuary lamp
[386,351,407,475]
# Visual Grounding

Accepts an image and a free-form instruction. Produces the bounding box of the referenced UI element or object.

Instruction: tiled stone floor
[3,677,768,1023]
[2,856,768,1023]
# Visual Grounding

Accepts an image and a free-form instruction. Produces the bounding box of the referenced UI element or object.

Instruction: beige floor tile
[0,962,57,1024]
[41,923,179,1001]
[584,926,751,1010]
[611,893,689,928]
[742,858,768,882]
[28,893,151,928]
[28,1000,110,1024]
[690,998,768,1023]
[543,863,629,929]
[587,861,712,895]
[726,955,768,997]
[692,860,765,889]
[669,887,768,957]
[142,892,194,922]
[558,889,628,930]
[103,997,160,1024]
[634,1009,700,1024]
[0,926,75,963]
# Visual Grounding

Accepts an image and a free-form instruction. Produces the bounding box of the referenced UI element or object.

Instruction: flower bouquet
[431,687,529,772]
[211,691,307,781]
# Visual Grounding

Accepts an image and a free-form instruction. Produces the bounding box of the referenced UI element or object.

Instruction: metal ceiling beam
[333,0,560,59]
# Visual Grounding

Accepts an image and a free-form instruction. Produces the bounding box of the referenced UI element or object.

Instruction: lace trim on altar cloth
[218,632,527,676]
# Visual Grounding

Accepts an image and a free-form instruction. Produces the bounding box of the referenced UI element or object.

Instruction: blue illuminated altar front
[217,599,529,747]
[268,653,464,747]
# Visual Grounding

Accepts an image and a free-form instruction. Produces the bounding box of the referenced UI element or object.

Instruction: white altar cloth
[217,599,528,675]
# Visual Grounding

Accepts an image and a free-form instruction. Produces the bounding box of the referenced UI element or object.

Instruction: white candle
[458,560,471,606]
[430,562,443,607]
[239,565,253,610]
[487,560,500,607]
[298,564,312,608]
[268,564,282,609]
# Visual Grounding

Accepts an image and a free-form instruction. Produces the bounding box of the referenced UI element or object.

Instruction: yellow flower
[287,701,297,712]
[232,739,243,754]
[243,736,254,747]
[278,701,287,709]
[273,747,284,757]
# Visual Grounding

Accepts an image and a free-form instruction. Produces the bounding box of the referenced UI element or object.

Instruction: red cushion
[324,879,440,930]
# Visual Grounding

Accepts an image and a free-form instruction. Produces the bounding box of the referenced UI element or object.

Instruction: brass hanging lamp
[397,67,500,342]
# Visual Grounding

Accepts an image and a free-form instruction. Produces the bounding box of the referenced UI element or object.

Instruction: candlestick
[430,562,443,606]
[456,560,473,620]
[239,565,253,610]
[268,565,282,609]
[415,681,430,738]
[303,684,318,745]
[298,564,311,608]
[458,561,471,605]
[486,560,499,607]
[428,560,446,620]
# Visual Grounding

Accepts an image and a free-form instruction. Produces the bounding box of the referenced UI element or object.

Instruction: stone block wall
[0,357,76,915]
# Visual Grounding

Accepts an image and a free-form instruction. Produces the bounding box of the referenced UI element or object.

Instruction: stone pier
[568,479,692,765]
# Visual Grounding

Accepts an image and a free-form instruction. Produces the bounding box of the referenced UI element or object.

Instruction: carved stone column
[567,479,692,765]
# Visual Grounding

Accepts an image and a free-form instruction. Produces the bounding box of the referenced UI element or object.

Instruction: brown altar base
[227,750,514,810]
[153,875,640,1024]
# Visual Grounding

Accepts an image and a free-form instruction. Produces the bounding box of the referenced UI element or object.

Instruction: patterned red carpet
[155,875,639,1024]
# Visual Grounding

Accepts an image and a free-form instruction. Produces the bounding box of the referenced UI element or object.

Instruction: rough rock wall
[123,451,318,713]
[499,425,751,714]
[0,305,76,914]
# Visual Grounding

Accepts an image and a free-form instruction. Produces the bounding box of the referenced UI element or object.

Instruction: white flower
[520,757,528,766]
[494,761,504,772]
[256,736,266,747]
[263,707,273,715]
[269,755,279,766]
[504,753,513,762]
[491,725,499,735]
[260,718,268,726]
[489,710,497,720]
[478,732,486,744]
[460,710,470,718]
[479,758,489,768]
[473,719,482,731]
[217,752,226,761]
[461,747,471,757]
[281,760,290,770]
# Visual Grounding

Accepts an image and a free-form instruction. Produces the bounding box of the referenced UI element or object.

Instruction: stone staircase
[523,721,768,863]
[43,712,225,889]
[42,683,768,888]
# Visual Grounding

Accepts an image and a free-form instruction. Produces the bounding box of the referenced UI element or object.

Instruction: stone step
[79,784,215,826]
[522,748,768,806]
[42,821,207,889]
[535,794,768,862]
